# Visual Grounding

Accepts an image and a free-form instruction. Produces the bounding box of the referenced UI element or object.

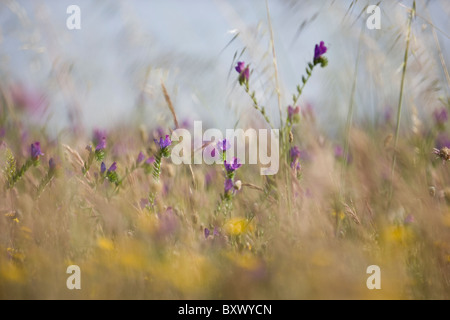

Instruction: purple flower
[224,179,234,193]
[404,214,415,225]
[290,146,301,162]
[204,227,219,239]
[288,105,300,122]
[334,145,344,159]
[10,83,46,115]
[224,157,242,172]
[435,133,450,150]
[95,137,107,152]
[49,158,56,170]
[93,129,107,145]
[100,162,106,174]
[155,135,172,149]
[290,159,301,171]
[146,156,155,164]
[31,142,43,160]
[235,61,250,83]
[107,162,117,173]
[136,151,145,164]
[433,108,448,126]
[314,41,327,62]
[218,139,231,151]
[0,127,5,138]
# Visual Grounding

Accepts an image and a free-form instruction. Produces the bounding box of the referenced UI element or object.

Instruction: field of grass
[0,0,450,299]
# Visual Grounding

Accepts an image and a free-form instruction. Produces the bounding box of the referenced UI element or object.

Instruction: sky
[0,0,449,137]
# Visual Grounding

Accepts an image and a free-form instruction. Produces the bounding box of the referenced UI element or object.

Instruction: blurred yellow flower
[224,218,252,236]
[331,211,345,221]
[383,226,414,245]
[226,252,261,271]
[1,263,26,284]
[97,237,114,251]
[442,214,450,228]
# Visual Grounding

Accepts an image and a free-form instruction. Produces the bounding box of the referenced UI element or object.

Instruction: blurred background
[0,0,449,137]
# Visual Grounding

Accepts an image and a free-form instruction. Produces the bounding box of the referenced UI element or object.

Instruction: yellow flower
[443,213,450,228]
[383,225,414,245]
[224,218,252,236]
[331,211,345,221]
[97,237,114,251]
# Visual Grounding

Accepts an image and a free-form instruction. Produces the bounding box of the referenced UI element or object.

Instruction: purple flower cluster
[290,146,301,171]
[93,129,107,146]
[224,157,242,173]
[31,142,44,161]
[218,139,231,151]
[101,162,117,175]
[95,137,107,152]
[155,135,172,149]
[235,61,250,85]
[224,179,234,193]
[204,226,219,239]
[314,41,327,63]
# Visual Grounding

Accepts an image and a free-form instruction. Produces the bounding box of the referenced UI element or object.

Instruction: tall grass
[0,0,449,300]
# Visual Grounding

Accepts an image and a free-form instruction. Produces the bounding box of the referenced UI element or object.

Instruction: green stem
[389,3,414,207]
[244,82,274,129]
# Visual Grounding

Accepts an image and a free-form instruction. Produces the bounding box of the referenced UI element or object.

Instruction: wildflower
[48,158,58,177]
[155,135,171,149]
[49,158,56,171]
[93,129,107,146]
[433,108,448,127]
[224,218,251,236]
[31,142,43,161]
[433,147,450,163]
[291,159,301,171]
[204,227,219,239]
[404,214,415,225]
[334,145,344,159]
[218,139,231,151]
[235,61,250,85]
[435,133,450,150]
[287,105,300,123]
[224,157,242,173]
[100,162,106,175]
[224,179,234,193]
[314,41,328,66]
[10,83,46,114]
[95,137,107,152]
[136,151,145,165]
[290,146,301,162]
[108,162,117,173]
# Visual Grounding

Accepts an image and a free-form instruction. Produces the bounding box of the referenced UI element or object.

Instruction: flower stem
[389,3,414,207]
[244,82,274,129]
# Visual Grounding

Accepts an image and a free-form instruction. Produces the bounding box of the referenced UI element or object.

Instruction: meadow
[0,0,450,299]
